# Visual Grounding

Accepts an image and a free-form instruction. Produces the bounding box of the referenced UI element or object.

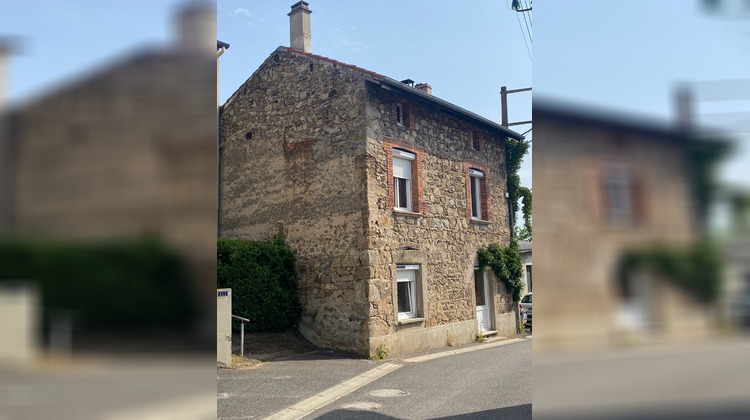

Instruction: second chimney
[288,1,312,53]
[415,83,432,95]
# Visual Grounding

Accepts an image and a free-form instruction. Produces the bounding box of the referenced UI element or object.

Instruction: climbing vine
[617,241,723,304]
[477,238,525,302]
[518,186,532,238]
[686,136,731,232]
[505,137,532,237]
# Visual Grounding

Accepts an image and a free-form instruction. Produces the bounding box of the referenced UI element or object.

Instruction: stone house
[533,99,720,352]
[219,2,526,356]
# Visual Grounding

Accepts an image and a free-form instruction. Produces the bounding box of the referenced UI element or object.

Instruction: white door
[475,270,491,332]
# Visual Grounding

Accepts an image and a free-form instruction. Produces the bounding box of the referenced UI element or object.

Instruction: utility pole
[500,86,532,128]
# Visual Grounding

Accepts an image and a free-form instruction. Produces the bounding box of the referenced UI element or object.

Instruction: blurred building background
[534,99,730,352]
[0,0,217,359]
[0,2,219,419]
[533,1,750,419]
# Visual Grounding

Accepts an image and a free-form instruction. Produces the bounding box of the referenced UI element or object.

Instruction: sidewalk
[217,331,530,419]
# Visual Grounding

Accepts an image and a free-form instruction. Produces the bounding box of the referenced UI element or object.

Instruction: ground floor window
[397,264,419,319]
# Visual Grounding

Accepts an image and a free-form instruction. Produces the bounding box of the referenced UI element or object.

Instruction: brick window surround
[385,137,425,214]
[590,161,648,225]
[463,160,491,221]
[391,99,415,130]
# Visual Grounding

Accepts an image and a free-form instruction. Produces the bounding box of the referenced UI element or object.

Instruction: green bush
[217,237,302,332]
[0,236,196,330]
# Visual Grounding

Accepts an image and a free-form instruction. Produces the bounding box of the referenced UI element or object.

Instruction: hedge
[0,236,196,330]
[217,237,301,332]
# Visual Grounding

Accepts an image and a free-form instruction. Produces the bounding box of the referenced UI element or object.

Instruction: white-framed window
[469,168,484,220]
[604,164,633,224]
[393,149,415,211]
[396,264,419,319]
[396,102,404,126]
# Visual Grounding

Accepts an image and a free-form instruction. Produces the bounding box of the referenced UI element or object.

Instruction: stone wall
[361,83,515,353]
[220,47,517,355]
[219,47,373,353]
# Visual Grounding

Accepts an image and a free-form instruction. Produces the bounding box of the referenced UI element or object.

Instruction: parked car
[520,293,532,326]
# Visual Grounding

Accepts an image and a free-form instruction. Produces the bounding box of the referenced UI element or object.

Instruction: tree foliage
[477,239,525,302]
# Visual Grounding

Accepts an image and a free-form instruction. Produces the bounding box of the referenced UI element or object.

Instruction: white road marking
[262,363,402,420]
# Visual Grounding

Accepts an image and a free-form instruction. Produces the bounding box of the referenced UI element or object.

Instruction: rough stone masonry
[220,46,519,356]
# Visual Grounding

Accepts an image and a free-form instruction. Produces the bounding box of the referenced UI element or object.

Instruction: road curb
[402,337,528,364]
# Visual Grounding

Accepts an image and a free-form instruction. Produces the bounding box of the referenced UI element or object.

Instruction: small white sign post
[217,288,232,367]
[0,282,39,369]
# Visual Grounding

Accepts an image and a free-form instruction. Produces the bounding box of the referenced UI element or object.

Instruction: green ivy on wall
[477,239,525,302]
[505,137,532,238]
[617,241,724,304]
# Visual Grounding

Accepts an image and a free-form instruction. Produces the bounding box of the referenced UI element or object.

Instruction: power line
[523,0,533,27]
[516,9,532,61]
[521,9,532,43]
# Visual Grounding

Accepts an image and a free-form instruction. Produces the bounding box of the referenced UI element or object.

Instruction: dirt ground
[231,329,318,360]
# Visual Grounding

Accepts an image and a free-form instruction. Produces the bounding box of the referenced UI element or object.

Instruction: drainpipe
[507,191,515,238]
[217,40,229,238]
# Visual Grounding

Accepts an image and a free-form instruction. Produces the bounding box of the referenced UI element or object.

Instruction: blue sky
[535,0,750,190]
[6,1,748,227]
[218,0,533,188]
[1,0,533,229]
[0,1,186,106]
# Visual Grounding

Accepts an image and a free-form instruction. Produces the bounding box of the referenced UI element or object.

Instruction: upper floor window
[604,165,632,223]
[469,131,482,151]
[600,163,646,225]
[392,100,414,129]
[469,168,485,220]
[393,148,415,211]
[386,138,424,214]
[396,102,404,126]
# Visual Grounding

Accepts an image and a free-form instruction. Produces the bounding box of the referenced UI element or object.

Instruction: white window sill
[397,317,425,325]
[393,209,421,217]
[469,218,491,225]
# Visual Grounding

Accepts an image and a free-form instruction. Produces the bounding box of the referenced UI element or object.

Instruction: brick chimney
[288,1,312,52]
[674,83,692,130]
[415,83,432,95]
[0,39,17,111]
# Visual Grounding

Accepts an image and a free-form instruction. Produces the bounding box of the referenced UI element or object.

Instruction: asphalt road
[534,336,750,420]
[0,355,216,420]
[218,349,380,419]
[305,340,532,420]
[218,338,531,420]
[302,339,532,420]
